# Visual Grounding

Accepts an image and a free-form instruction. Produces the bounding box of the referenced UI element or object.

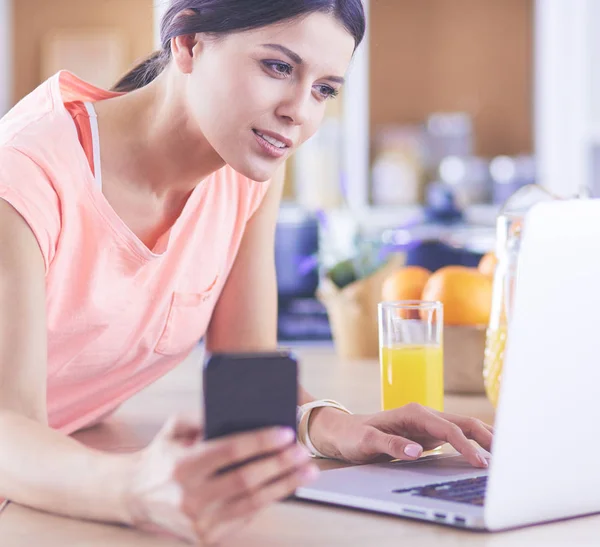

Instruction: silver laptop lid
[484,199,600,530]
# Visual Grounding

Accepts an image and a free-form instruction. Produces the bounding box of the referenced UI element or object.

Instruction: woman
[0,0,492,543]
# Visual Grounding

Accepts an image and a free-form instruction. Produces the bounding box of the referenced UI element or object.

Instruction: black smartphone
[203,350,298,441]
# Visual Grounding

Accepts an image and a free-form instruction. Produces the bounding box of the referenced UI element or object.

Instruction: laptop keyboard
[393,475,488,507]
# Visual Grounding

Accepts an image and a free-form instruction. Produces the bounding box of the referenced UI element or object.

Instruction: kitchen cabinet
[9,0,153,105]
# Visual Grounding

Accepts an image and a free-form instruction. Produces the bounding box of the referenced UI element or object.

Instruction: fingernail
[278,428,296,444]
[477,454,489,468]
[404,445,422,458]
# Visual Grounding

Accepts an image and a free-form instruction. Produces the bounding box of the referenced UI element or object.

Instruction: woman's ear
[171,34,204,74]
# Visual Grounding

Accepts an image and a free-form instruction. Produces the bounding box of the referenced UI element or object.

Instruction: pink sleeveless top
[0,71,270,434]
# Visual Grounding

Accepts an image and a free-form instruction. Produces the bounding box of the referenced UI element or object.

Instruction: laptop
[296,199,600,531]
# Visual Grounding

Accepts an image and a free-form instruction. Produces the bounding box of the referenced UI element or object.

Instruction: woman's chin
[228,157,282,183]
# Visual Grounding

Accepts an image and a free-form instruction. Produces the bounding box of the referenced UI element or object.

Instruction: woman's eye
[315,85,339,100]
[263,61,293,77]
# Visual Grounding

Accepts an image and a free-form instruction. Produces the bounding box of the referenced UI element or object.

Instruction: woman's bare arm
[0,199,135,523]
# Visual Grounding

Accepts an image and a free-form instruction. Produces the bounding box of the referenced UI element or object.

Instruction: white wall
[0,0,12,117]
[342,0,370,211]
[534,0,595,197]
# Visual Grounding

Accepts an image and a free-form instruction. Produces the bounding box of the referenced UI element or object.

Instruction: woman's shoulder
[0,73,81,169]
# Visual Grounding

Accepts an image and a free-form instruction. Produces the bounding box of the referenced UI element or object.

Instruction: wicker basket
[317,257,404,360]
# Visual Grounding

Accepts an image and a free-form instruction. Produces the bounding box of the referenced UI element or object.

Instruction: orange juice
[380,345,444,411]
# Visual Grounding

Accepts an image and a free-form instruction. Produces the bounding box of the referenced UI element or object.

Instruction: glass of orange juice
[378,300,444,412]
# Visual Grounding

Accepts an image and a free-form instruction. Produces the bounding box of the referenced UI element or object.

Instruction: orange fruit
[421,266,493,326]
[382,266,431,302]
[478,252,498,277]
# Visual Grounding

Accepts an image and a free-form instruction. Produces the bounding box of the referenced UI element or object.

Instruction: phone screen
[203,351,298,441]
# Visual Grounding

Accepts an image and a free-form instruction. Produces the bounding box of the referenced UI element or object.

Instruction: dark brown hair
[111,0,365,93]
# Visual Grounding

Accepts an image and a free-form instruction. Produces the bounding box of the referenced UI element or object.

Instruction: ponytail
[111,50,169,93]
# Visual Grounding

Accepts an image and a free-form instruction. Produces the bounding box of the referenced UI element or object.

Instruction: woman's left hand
[309,403,493,468]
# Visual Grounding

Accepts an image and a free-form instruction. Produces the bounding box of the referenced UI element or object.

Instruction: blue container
[274,205,319,297]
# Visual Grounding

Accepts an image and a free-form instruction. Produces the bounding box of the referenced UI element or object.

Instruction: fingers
[430,410,494,452]
[175,427,296,480]
[206,443,315,497]
[406,406,488,468]
[206,462,318,534]
[369,429,423,461]
[185,442,316,545]
[432,409,494,433]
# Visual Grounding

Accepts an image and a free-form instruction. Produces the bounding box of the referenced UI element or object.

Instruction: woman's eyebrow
[261,43,303,64]
[260,43,345,84]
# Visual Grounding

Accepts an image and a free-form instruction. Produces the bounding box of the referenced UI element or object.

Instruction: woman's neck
[93,68,226,198]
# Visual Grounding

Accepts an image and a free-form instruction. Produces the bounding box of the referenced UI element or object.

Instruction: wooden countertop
[0,345,597,546]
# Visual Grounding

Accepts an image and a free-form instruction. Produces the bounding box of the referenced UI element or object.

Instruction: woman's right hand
[124,415,318,545]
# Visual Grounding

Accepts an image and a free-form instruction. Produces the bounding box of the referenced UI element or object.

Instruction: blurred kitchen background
[0,0,598,343]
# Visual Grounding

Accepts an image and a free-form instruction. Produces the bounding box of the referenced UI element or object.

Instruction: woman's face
[184,12,355,182]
